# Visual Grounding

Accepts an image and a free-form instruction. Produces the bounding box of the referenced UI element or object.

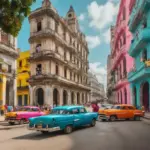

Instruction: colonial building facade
[128,0,150,111]
[28,0,90,106]
[88,72,105,102]
[110,0,133,104]
[0,29,18,106]
[17,51,30,106]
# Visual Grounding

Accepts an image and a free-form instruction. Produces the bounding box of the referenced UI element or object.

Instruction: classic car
[98,104,144,121]
[5,106,46,125]
[28,106,98,134]
[100,104,113,110]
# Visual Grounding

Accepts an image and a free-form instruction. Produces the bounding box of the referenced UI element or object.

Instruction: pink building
[111,0,133,104]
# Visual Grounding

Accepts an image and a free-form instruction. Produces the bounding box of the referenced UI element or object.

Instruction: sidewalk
[144,113,150,120]
[0,116,5,122]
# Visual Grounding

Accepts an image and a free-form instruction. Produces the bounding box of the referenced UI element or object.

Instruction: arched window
[56,63,59,75]
[64,67,67,78]
[37,22,42,31]
[36,44,41,52]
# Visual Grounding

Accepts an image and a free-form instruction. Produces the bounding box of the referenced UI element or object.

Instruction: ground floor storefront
[130,79,150,112]
[17,90,29,106]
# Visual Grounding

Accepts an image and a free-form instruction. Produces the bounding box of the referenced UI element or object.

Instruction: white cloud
[102,29,111,44]
[78,13,85,21]
[87,1,119,30]
[86,35,101,49]
[89,62,107,90]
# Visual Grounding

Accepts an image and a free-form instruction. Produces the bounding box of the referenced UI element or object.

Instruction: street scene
[0,0,150,149]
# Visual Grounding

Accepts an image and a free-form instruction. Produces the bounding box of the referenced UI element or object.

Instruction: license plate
[37,125,42,128]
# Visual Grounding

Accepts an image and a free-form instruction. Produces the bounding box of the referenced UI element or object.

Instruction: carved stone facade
[28,0,90,106]
[0,29,18,106]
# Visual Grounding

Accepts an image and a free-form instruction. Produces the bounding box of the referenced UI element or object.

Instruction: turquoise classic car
[28,105,98,134]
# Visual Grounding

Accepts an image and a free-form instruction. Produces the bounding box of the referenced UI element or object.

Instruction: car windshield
[16,107,31,111]
[112,106,121,109]
[51,109,70,115]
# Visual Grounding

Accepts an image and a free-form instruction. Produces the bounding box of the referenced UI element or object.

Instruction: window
[36,64,42,75]
[123,7,126,20]
[68,13,72,18]
[64,51,66,60]
[79,108,87,113]
[142,49,147,61]
[64,67,67,78]
[0,64,2,71]
[18,95,23,106]
[112,106,121,109]
[70,53,72,61]
[128,106,135,110]
[142,20,147,29]
[55,22,58,32]
[37,22,42,31]
[63,31,66,40]
[32,108,39,112]
[19,80,21,87]
[121,106,127,110]
[123,57,127,77]
[24,95,28,106]
[36,44,41,52]
[8,65,11,73]
[72,109,79,114]
[123,33,126,45]
[55,45,58,52]
[19,61,22,67]
[74,73,76,81]
[70,71,72,80]
[56,63,59,75]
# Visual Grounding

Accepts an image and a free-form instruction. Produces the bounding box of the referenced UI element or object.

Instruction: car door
[72,108,83,127]
[127,106,135,118]
[79,108,91,125]
[117,106,128,119]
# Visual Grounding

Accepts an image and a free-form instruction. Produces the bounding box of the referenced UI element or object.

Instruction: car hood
[29,114,72,124]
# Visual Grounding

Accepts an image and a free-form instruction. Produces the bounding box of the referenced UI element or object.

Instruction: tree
[0,0,36,37]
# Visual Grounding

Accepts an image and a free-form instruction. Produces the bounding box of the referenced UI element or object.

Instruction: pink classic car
[5,106,46,125]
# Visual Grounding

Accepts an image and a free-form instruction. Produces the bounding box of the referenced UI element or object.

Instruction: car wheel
[91,119,96,127]
[64,125,73,134]
[8,122,15,125]
[134,116,140,121]
[110,115,116,122]
[41,131,49,134]
[19,119,24,125]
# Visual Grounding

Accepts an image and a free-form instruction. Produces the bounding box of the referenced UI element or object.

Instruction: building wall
[110,0,133,104]
[17,51,30,106]
[28,1,90,106]
[0,29,18,106]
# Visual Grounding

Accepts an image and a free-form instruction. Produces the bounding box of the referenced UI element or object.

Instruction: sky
[18,0,120,89]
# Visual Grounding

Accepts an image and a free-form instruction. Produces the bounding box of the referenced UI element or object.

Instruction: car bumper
[98,114,110,120]
[28,126,61,132]
[5,118,20,123]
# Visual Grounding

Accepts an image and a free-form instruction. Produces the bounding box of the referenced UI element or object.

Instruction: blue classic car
[28,106,98,134]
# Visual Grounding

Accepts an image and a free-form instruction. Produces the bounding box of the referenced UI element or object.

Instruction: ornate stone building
[28,0,90,106]
[0,29,18,106]
[88,72,105,102]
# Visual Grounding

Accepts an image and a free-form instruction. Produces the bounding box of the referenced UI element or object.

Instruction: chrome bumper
[28,126,61,132]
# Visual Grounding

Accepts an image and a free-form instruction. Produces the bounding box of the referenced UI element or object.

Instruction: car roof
[53,105,84,110]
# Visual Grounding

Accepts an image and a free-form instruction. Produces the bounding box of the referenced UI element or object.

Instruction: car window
[32,108,39,112]
[121,106,127,110]
[79,108,87,113]
[113,106,121,109]
[62,110,71,114]
[72,109,79,114]
[128,106,135,110]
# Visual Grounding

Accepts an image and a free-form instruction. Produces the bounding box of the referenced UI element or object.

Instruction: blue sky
[18,0,120,88]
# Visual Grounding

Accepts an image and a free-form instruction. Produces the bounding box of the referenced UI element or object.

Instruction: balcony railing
[17,86,29,90]
[129,0,150,31]
[129,28,150,57]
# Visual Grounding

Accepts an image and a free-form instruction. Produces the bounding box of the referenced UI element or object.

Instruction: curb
[143,116,150,120]
[141,118,150,125]
[0,124,27,130]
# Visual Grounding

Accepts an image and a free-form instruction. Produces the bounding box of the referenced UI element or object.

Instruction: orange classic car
[98,104,144,121]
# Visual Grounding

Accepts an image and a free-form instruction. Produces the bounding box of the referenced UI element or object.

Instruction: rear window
[128,106,135,110]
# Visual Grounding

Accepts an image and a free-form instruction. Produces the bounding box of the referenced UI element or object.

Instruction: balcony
[129,28,150,57]
[29,74,90,90]
[17,86,29,91]
[113,78,128,90]
[129,0,150,32]
[111,45,126,70]
[128,62,150,82]
[29,29,76,53]
[29,50,65,63]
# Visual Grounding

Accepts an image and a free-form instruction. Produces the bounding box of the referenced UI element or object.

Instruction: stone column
[68,90,71,105]
[74,92,77,105]
[45,85,53,105]
[59,88,63,106]
[136,84,140,107]
[29,86,34,105]
[2,75,6,105]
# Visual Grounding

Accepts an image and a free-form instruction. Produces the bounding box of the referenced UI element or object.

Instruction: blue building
[128,0,150,112]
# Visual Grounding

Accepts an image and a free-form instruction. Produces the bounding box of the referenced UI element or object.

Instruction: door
[72,108,83,127]
[79,108,91,125]
[117,106,128,119]
[127,106,135,118]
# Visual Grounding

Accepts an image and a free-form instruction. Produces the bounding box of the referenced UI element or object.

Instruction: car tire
[8,122,15,125]
[41,131,49,134]
[110,115,117,122]
[64,125,73,134]
[91,119,96,127]
[134,116,140,121]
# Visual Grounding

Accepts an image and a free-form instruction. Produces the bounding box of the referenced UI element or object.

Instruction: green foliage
[0,0,36,37]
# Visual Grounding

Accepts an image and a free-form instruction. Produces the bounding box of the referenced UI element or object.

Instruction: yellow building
[17,51,30,106]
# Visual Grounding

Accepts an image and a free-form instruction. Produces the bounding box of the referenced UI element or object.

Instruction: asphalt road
[0,120,150,150]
